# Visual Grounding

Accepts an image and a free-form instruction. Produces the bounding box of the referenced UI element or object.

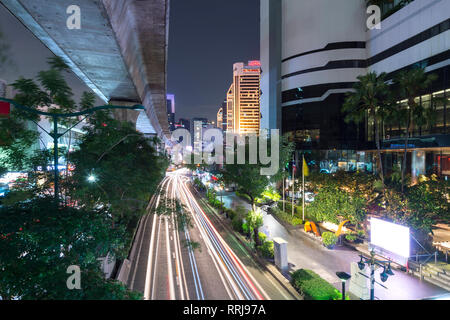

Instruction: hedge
[271,207,303,226]
[291,269,343,300]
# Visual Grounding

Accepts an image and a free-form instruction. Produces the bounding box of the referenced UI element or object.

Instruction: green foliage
[226,208,236,220]
[291,269,344,300]
[345,233,357,242]
[0,197,140,299]
[272,207,303,226]
[258,232,267,243]
[246,210,264,246]
[381,179,450,235]
[322,232,338,247]
[193,178,205,191]
[242,222,252,235]
[221,137,274,206]
[258,240,274,259]
[69,111,168,226]
[257,186,281,204]
[232,216,243,233]
[306,172,371,225]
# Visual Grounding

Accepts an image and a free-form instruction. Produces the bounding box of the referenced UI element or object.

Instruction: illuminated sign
[248,60,261,67]
[370,218,410,258]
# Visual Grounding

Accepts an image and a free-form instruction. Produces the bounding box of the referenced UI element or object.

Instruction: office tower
[260,0,450,178]
[166,94,176,132]
[226,61,261,134]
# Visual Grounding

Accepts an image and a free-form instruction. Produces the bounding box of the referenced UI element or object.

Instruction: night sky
[167,0,260,122]
[0,0,260,123]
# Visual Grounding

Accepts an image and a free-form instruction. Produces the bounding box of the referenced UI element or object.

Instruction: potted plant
[322,232,338,249]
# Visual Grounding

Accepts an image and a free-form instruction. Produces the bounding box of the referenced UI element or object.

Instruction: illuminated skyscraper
[217,108,223,130]
[166,94,176,132]
[226,61,261,134]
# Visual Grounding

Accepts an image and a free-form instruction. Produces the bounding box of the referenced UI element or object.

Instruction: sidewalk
[221,192,449,300]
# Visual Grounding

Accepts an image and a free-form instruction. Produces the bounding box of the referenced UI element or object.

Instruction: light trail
[141,170,269,300]
[175,171,267,300]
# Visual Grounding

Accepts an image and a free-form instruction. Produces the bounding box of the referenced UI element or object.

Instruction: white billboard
[370,218,410,258]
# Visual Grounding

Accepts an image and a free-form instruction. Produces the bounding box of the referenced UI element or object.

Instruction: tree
[1,57,97,202]
[343,72,392,185]
[393,67,438,193]
[222,157,269,212]
[246,210,264,247]
[69,110,168,228]
[0,197,140,300]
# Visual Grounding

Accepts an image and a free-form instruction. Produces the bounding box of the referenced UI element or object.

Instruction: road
[127,169,296,300]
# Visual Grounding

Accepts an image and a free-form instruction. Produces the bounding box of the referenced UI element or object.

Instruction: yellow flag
[303,157,309,177]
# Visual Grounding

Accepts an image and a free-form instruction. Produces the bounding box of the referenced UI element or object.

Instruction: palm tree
[394,67,438,193]
[343,72,392,185]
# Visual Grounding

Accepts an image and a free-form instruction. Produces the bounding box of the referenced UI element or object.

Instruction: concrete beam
[1,0,140,103]
[102,0,171,141]
[1,0,171,144]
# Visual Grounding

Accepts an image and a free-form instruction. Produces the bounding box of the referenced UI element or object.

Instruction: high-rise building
[191,117,209,151]
[261,0,450,178]
[166,94,176,132]
[217,100,227,131]
[217,108,223,130]
[226,61,261,134]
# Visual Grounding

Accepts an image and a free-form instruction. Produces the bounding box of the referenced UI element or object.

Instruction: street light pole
[370,261,375,301]
[0,97,145,204]
[53,116,59,202]
[358,250,395,300]
[336,272,351,300]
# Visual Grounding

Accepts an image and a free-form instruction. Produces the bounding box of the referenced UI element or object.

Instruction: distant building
[217,108,223,130]
[166,94,176,132]
[0,79,6,97]
[226,61,261,134]
[176,118,190,132]
[216,100,227,131]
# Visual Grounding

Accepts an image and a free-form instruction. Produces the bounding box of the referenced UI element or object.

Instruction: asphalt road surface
[127,169,296,300]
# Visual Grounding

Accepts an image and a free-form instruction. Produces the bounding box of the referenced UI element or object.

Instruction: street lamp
[357,249,395,300]
[336,272,351,300]
[87,174,97,183]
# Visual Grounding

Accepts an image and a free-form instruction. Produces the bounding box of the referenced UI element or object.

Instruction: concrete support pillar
[109,100,141,128]
[273,237,288,272]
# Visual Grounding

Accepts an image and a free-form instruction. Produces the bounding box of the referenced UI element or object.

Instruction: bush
[345,233,357,242]
[272,207,303,226]
[292,217,304,226]
[242,222,253,235]
[227,209,236,220]
[322,232,338,248]
[258,240,274,259]
[291,269,343,300]
[232,217,243,233]
[258,232,267,243]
